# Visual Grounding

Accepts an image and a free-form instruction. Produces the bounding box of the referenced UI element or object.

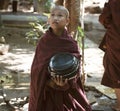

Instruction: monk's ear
[66,17,70,26]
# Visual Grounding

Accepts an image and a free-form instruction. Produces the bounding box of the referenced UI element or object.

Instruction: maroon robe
[99,0,120,88]
[28,28,92,111]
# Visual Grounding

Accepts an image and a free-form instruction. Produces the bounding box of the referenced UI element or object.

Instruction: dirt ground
[0,27,35,111]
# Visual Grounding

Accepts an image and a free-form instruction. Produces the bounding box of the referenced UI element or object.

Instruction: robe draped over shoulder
[28,28,92,111]
[99,0,120,88]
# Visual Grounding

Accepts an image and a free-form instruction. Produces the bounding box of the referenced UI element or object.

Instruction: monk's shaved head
[50,5,69,18]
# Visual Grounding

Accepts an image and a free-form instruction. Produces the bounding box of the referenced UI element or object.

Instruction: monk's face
[48,9,69,31]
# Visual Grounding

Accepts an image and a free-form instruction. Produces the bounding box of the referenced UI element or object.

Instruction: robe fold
[28,28,92,111]
[99,0,120,88]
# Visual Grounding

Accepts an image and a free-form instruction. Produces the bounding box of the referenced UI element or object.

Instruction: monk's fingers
[64,78,68,84]
[52,75,60,84]
[58,77,68,86]
[59,76,63,82]
[52,75,68,86]
[57,75,64,84]
[51,75,57,82]
[56,75,60,79]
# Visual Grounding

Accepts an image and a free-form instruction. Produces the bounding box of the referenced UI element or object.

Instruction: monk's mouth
[52,21,59,24]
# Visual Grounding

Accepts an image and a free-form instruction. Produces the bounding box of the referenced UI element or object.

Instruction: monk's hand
[52,75,68,86]
[103,45,107,49]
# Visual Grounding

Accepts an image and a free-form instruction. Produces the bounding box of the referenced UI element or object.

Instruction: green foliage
[38,0,52,13]
[0,74,13,84]
[45,0,51,12]
[25,20,48,45]
[76,26,85,48]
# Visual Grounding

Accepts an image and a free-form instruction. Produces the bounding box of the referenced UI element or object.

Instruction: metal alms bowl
[48,52,79,79]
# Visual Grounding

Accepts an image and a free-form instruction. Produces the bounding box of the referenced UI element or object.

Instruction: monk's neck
[53,29,64,37]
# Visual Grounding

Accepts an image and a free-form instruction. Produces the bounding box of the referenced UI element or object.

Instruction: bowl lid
[49,52,78,71]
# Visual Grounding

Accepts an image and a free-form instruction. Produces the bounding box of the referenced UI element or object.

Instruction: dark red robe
[99,0,120,88]
[28,28,92,111]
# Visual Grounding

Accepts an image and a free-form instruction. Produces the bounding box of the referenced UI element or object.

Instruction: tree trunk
[54,0,64,5]
[33,0,40,12]
[12,0,18,12]
[65,0,80,38]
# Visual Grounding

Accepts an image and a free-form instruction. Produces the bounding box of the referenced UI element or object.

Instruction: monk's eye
[51,13,55,17]
[58,14,63,17]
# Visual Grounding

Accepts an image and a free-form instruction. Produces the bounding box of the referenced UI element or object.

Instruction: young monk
[28,5,92,111]
[99,0,120,110]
